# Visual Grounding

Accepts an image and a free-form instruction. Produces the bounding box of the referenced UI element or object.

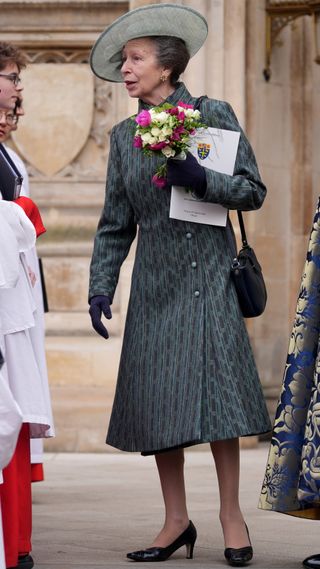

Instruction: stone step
[45,335,121,451]
[44,384,115,453]
[45,311,122,336]
[45,335,122,388]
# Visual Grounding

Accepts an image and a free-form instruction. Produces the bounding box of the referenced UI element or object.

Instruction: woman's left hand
[167,152,207,197]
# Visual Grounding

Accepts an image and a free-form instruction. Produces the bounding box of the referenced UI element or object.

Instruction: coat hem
[106,427,272,455]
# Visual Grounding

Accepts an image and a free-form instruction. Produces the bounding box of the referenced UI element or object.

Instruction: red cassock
[0,424,32,567]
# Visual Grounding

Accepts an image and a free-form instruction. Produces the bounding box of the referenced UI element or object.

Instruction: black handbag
[230,211,267,318]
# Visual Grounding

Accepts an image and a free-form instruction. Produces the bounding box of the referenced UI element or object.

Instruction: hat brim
[90,3,208,83]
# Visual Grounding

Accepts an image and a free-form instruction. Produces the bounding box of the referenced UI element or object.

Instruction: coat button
[194,290,200,297]
[191,261,197,268]
[186,232,192,239]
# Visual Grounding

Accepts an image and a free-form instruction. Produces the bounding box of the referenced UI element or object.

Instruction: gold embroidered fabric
[259,199,320,519]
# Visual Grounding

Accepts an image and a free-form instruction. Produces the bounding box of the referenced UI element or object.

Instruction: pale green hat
[90,3,208,82]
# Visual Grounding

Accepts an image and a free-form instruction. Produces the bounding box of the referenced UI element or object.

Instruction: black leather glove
[167,152,207,197]
[89,295,112,339]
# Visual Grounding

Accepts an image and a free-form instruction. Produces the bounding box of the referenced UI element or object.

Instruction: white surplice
[0,203,25,569]
[5,147,52,459]
[0,200,54,438]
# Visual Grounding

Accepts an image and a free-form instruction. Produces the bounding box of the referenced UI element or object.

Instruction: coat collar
[138,82,194,112]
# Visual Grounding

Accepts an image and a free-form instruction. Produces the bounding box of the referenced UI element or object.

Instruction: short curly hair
[0,42,27,72]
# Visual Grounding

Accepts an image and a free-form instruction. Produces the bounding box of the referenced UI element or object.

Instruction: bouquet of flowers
[132,102,205,188]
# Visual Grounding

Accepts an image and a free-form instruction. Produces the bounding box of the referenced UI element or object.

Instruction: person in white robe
[0,197,54,569]
[0,206,24,466]
[0,199,54,438]
[0,204,27,569]
[0,107,52,473]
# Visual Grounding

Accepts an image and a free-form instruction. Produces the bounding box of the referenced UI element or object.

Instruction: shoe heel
[186,540,195,559]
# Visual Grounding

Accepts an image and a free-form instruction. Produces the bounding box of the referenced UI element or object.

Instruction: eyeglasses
[0,111,18,126]
[0,73,21,86]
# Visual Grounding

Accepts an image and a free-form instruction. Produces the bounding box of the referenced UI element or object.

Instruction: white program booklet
[169,127,240,226]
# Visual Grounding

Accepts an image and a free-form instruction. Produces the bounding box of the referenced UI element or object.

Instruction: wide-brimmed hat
[90,3,208,82]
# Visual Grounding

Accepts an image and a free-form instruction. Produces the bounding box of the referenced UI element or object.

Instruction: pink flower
[149,141,167,150]
[168,107,179,116]
[152,174,167,188]
[167,107,185,121]
[170,125,186,141]
[133,135,143,148]
[177,101,193,109]
[135,110,152,127]
[174,125,185,135]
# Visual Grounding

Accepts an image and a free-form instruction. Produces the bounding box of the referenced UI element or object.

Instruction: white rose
[151,127,161,137]
[149,109,158,121]
[161,126,173,136]
[161,146,176,158]
[141,132,156,145]
[155,111,169,125]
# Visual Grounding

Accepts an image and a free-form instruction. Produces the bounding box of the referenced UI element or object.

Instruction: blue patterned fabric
[89,83,271,453]
[259,199,320,518]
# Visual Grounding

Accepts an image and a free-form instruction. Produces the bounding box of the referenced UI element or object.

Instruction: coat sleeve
[200,99,266,211]
[89,126,137,302]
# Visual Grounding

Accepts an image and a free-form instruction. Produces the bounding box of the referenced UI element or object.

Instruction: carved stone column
[223,0,246,124]
[246,0,317,420]
[183,0,246,121]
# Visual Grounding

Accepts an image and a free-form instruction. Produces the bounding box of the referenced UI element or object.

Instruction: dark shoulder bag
[230,212,267,318]
[194,97,267,318]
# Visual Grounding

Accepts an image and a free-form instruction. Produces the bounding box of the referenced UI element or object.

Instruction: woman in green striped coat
[89,3,271,566]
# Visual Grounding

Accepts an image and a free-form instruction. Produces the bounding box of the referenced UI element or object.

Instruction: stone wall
[1,0,319,451]
[246,0,320,417]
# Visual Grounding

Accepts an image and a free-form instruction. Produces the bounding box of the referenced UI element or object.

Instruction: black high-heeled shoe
[224,524,253,567]
[303,553,320,568]
[126,520,197,562]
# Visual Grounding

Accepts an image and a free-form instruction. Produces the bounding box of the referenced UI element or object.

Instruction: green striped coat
[89,83,271,453]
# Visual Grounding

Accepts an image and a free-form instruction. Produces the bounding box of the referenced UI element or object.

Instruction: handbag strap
[237,211,248,247]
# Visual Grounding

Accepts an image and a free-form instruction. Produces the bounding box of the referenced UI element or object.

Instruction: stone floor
[32,445,319,569]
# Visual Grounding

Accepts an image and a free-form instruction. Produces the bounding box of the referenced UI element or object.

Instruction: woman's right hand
[167,152,207,197]
[89,295,112,339]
